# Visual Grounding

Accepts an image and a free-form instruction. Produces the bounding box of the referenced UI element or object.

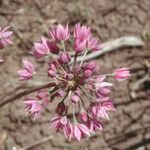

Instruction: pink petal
[17,69,32,78]
[74,125,81,141]
[2,31,13,37]
[78,124,90,136]
[23,59,35,73]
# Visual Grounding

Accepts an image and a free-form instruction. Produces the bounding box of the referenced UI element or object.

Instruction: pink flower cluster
[0,26,13,63]
[18,24,130,141]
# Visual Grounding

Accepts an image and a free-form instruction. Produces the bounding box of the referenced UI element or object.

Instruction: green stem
[61,41,66,52]
[73,52,78,75]
[72,104,77,124]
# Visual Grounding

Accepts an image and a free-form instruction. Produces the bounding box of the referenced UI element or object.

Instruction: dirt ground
[0,0,150,150]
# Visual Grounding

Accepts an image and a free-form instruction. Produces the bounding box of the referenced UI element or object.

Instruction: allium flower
[79,110,88,122]
[17,59,35,80]
[24,91,50,119]
[49,24,70,41]
[87,37,105,51]
[73,123,90,141]
[89,100,115,119]
[0,26,13,49]
[73,23,91,41]
[86,119,103,133]
[114,68,131,81]
[50,116,68,131]
[18,23,130,141]
[59,52,71,63]
[33,37,59,58]
[74,39,87,53]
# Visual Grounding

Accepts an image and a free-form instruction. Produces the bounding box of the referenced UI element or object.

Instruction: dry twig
[0,82,56,108]
[71,36,144,62]
[20,136,53,150]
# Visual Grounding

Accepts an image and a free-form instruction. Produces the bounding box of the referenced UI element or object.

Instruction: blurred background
[0,0,150,150]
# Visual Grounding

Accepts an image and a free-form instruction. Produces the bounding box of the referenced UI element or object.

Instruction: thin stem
[73,52,78,75]
[80,49,88,67]
[61,89,70,103]
[35,73,47,76]
[55,60,67,75]
[55,76,67,83]
[79,96,86,110]
[89,73,114,79]
[72,104,77,124]
[61,41,66,52]
[79,86,94,102]
[50,88,62,98]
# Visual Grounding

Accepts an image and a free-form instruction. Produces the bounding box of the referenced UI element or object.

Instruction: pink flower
[59,52,71,63]
[87,76,112,101]
[73,23,91,41]
[87,37,104,51]
[24,99,42,119]
[17,59,35,80]
[94,76,112,90]
[74,39,87,53]
[89,100,115,119]
[49,24,70,41]
[79,110,88,122]
[18,24,130,141]
[114,68,131,81]
[82,61,96,71]
[86,119,103,132]
[47,40,59,54]
[56,102,67,115]
[24,97,49,119]
[50,116,68,131]
[73,124,90,141]
[97,101,115,119]
[83,70,93,78]
[48,61,58,78]
[48,69,56,78]
[33,37,50,58]
[0,26,13,49]
[63,121,73,141]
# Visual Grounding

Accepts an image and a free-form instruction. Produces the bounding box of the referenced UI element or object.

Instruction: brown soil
[0,0,150,150]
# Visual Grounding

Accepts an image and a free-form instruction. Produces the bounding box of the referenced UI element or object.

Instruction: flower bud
[59,52,71,63]
[74,39,86,53]
[47,40,59,54]
[83,70,92,78]
[114,68,131,81]
[86,61,96,70]
[48,69,56,77]
[49,24,70,41]
[56,103,67,115]
[79,110,88,122]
